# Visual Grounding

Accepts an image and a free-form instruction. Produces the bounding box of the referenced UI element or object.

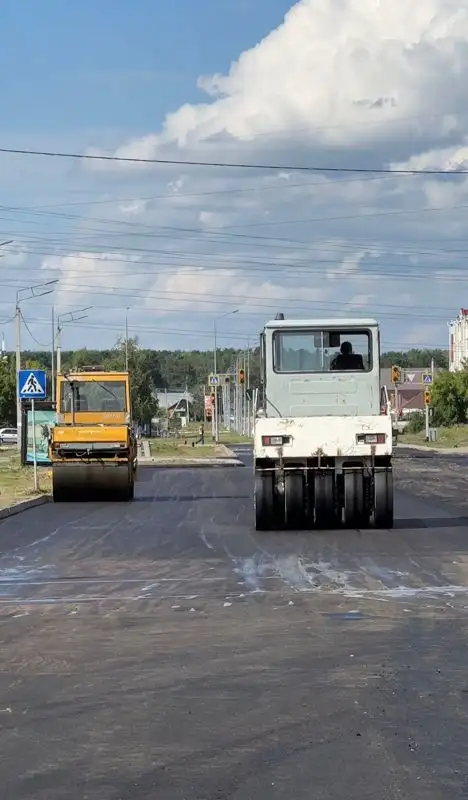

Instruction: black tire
[314,472,336,528]
[52,487,67,502]
[374,469,394,528]
[284,471,305,530]
[343,470,366,528]
[255,472,275,531]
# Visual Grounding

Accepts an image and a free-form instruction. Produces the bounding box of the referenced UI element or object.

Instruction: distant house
[380,367,440,415]
[154,389,194,425]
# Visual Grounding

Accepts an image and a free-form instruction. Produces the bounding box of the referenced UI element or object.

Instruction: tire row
[255,469,393,531]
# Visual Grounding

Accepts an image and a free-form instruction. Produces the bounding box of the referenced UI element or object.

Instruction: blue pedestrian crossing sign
[209,374,219,386]
[422,373,433,384]
[18,369,47,399]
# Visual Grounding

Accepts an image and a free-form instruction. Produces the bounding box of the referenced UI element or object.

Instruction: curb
[138,458,244,469]
[0,494,52,521]
[396,443,468,456]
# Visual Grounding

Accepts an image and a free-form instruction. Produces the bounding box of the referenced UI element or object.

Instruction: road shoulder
[0,494,51,521]
[138,443,244,468]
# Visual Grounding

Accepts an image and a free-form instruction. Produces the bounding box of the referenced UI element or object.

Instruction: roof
[156,391,194,408]
[263,317,379,329]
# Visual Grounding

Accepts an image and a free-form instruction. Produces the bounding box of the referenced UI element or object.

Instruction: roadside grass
[399,424,468,449]
[217,430,253,445]
[148,439,225,459]
[146,426,252,453]
[0,451,51,509]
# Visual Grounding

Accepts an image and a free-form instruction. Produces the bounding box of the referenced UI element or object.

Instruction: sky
[1,0,468,355]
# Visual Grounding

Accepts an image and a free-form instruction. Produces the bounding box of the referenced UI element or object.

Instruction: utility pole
[15,302,21,452]
[15,280,58,452]
[125,307,129,372]
[51,306,55,407]
[213,320,217,443]
[212,308,239,442]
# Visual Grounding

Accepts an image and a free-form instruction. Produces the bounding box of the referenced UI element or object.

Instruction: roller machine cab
[254,317,394,530]
[49,367,137,501]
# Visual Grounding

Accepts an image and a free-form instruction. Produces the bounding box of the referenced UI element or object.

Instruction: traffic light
[424,390,431,406]
[210,391,216,406]
[224,376,230,384]
[239,368,245,385]
[391,365,401,384]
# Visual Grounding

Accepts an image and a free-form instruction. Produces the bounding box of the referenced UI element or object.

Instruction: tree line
[0,343,451,427]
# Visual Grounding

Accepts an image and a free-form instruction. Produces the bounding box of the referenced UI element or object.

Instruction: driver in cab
[330,340,365,371]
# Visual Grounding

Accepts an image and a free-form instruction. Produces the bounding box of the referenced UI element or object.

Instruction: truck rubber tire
[343,471,366,528]
[284,471,305,530]
[255,472,275,531]
[314,472,336,528]
[374,469,394,528]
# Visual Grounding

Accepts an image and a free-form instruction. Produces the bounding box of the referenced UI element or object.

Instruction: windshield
[273,329,372,373]
[60,380,127,412]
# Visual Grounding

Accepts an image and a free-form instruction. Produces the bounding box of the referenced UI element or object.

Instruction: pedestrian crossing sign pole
[18,369,47,492]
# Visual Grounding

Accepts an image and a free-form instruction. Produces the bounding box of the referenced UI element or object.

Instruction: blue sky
[0,0,294,135]
[0,0,467,355]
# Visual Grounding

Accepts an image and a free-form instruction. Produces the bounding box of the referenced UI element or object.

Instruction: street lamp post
[125,307,129,372]
[213,309,239,442]
[15,280,59,451]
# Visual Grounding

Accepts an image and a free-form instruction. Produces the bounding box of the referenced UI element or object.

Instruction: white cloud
[144,265,328,318]
[40,251,145,312]
[91,0,468,166]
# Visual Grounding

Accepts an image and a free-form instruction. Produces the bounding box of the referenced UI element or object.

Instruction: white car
[0,427,18,445]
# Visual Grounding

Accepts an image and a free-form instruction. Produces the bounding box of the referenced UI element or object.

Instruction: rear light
[356,433,386,444]
[261,435,291,446]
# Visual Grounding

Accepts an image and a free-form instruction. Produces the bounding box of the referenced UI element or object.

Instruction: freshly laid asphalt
[1,446,468,798]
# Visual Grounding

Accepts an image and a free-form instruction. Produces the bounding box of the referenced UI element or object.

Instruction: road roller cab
[50,367,137,501]
[254,317,393,530]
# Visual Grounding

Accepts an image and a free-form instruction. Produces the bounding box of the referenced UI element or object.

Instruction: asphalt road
[1,447,468,798]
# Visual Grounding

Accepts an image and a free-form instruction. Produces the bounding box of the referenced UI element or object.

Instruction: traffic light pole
[214,387,219,443]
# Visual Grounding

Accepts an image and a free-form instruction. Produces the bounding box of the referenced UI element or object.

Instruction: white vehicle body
[254,414,393,461]
[253,316,393,530]
[0,427,18,444]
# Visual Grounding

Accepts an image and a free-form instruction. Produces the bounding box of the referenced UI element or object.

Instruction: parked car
[0,427,18,445]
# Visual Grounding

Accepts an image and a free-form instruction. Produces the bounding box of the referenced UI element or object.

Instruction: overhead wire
[19,310,52,348]
[0,278,457,323]
[0,145,467,175]
[8,314,451,351]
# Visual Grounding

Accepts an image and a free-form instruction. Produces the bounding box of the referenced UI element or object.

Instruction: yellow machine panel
[50,368,137,502]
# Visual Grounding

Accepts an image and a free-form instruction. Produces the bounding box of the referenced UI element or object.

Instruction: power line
[19,310,52,348]
[28,173,398,210]
[3,194,468,236]
[5,313,450,350]
[3,243,468,285]
[0,145,467,175]
[0,278,457,324]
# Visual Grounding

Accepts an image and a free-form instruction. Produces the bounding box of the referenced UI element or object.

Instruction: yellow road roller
[49,366,137,501]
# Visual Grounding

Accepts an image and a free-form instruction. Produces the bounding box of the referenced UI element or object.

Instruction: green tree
[431,370,468,426]
[0,356,16,425]
[104,337,159,427]
[380,349,449,369]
